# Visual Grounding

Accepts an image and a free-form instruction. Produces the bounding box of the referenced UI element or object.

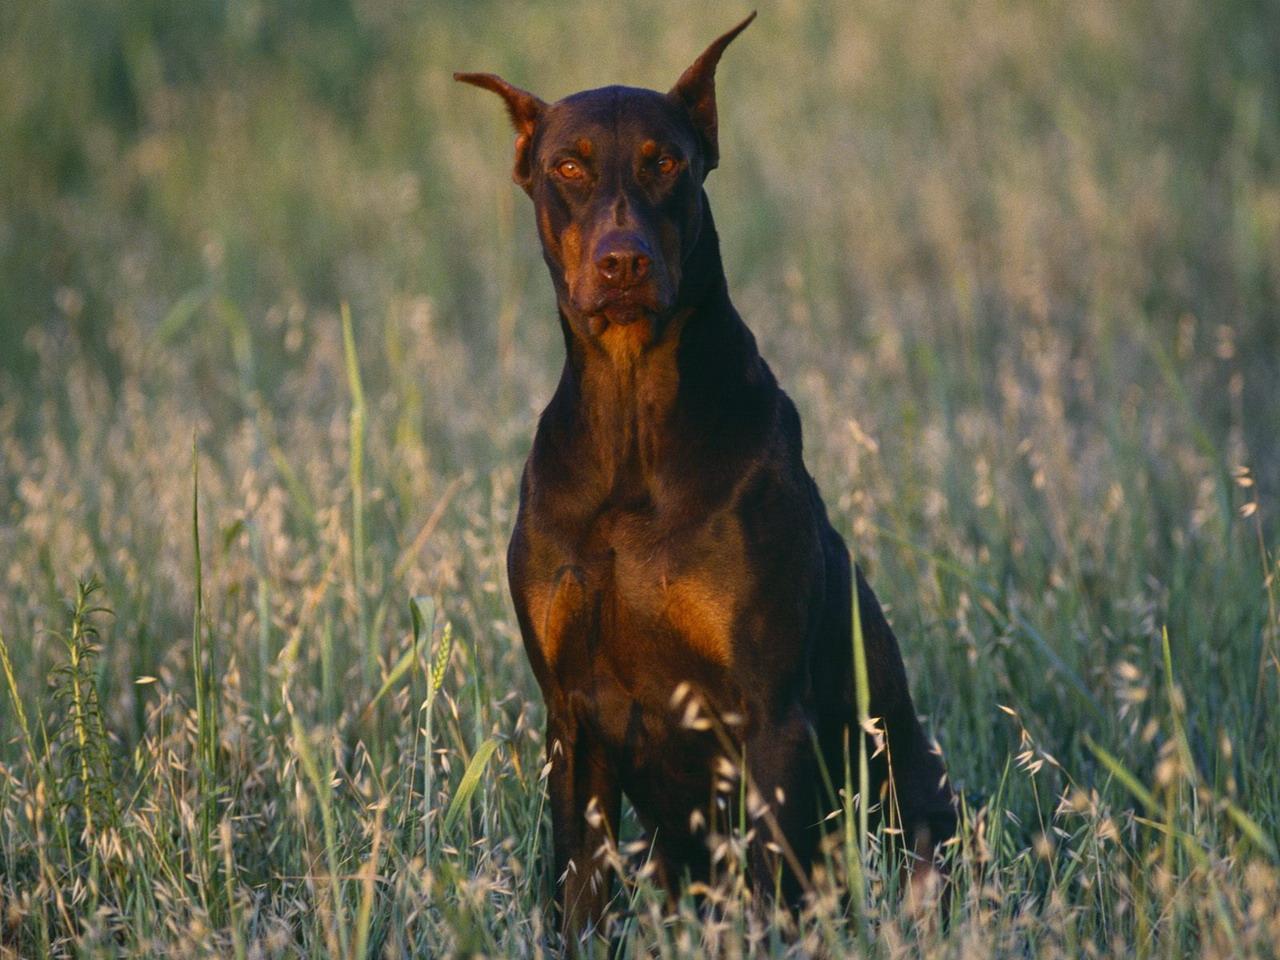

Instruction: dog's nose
[594,233,652,288]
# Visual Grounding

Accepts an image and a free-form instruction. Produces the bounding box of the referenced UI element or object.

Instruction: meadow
[1,0,1278,956]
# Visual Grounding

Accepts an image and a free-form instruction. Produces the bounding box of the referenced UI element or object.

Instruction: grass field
[2,1,1279,956]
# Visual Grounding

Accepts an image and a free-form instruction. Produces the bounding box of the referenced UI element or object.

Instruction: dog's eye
[554,159,585,180]
[656,156,679,176]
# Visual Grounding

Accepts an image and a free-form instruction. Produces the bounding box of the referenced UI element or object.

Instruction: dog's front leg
[546,715,621,945]
[742,705,818,906]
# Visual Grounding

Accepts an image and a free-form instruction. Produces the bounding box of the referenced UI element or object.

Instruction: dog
[457,11,955,942]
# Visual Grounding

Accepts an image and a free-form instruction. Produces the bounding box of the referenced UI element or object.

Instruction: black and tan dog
[457,12,955,940]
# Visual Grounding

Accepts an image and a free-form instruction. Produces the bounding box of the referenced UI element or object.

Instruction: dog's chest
[520,495,749,695]
[555,501,751,757]
[599,504,744,665]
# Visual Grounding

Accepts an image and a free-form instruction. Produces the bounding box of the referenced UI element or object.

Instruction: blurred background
[1,0,1278,955]
[4,0,1277,441]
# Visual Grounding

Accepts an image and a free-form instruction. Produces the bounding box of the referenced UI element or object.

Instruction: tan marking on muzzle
[659,220,683,294]
[560,223,583,294]
[538,206,559,257]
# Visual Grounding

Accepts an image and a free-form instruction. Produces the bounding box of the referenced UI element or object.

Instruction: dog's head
[456,13,754,336]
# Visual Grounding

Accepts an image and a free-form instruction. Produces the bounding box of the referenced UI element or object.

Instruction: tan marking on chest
[527,567,589,667]
[662,574,734,666]
[596,317,655,364]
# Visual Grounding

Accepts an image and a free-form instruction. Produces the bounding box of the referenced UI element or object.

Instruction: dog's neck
[544,199,765,490]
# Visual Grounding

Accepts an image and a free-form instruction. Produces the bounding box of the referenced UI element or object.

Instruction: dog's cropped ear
[454,72,547,190]
[669,11,756,174]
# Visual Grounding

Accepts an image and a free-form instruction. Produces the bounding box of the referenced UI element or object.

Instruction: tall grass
[1,0,1278,956]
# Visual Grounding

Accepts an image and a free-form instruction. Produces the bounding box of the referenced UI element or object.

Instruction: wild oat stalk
[47,577,121,909]
[342,302,371,687]
[289,706,350,957]
[191,439,220,889]
[0,624,64,948]
[0,626,41,791]
[421,604,453,871]
[220,818,247,960]
[847,561,872,928]
[354,802,385,960]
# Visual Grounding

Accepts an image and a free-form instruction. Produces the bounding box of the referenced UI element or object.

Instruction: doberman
[457,11,955,942]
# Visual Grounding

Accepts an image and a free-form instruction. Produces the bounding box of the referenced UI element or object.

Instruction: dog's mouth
[599,302,651,327]
[578,288,669,329]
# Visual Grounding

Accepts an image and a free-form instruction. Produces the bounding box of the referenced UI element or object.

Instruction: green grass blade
[361,597,434,722]
[442,737,500,835]
[1084,734,1157,813]
[342,302,370,687]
